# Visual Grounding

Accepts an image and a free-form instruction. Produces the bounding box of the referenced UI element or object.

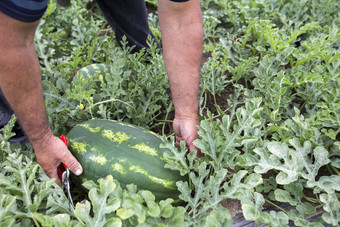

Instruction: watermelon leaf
[74,175,120,226]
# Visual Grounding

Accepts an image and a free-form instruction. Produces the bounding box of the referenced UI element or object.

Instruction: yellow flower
[78,104,84,110]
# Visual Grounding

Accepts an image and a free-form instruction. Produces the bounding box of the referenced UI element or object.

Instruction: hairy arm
[158,0,203,152]
[0,12,82,183]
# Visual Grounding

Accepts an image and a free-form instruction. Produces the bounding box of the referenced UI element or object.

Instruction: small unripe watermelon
[67,119,186,201]
[72,64,111,90]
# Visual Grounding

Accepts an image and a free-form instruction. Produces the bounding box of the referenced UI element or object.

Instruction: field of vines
[0,0,339,226]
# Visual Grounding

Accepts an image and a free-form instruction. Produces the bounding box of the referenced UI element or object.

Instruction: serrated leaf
[204,208,232,227]
[246,139,330,186]
[296,202,316,216]
[320,193,340,226]
[244,173,263,189]
[307,175,340,194]
[331,158,340,168]
[82,180,97,191]
[242,192,264,220]
[242,192,289,226]
[140,191,160,217]
[74,175,121,226]
[45,191,73,216]
[258,211,289,227]
[178,162,210,216]
[157,199,177,219]
[274,189,298,206]
[222,170,248,199]
[256,176,277,193]
[161,138,192,176]
[116,208,134,220]
[74,200,93,225]
[103,217,122,227]
[274,182,304,206]
[0,195,17,222]
[33,213,75,227]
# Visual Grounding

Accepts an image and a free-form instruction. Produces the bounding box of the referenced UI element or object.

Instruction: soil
[220,198,243,217]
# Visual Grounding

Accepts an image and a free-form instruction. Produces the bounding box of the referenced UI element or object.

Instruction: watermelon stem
[86,98,136,113]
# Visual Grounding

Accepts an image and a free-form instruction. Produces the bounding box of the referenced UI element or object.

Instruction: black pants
[0,89,26,143]
[96,0,159,52]
[0,89,12,128]
[58,0,159,52]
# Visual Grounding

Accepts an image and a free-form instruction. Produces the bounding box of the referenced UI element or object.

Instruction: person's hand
[173,115,202,158]
[31,133,83,185]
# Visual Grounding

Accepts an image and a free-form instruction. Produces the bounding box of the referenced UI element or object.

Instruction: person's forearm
[0,17,52,143]
[158,0,203,118]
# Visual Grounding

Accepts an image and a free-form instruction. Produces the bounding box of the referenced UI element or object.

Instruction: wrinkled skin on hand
[173,116,202,158]
[31,134,83,185]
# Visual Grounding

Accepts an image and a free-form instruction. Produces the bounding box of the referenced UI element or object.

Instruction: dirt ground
[220,199,243,217]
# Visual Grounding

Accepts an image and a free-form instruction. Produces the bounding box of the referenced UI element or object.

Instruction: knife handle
[57,135,69,180]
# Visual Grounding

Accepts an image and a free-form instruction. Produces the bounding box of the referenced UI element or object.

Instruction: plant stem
[331,165,340,176]
[302,194,319,204]
[264,199,288,214]
[162,103,173,135]
[32,217,40,227]
[326,164,334,175]
[87,98,136,113]
[315,204,324,209]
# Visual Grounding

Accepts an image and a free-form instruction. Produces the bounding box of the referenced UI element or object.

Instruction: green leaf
[162,138,194,176]
[0,151,70,222]
[116,208,134,220]
[274,189,298,206]
[307,175,340,194]
[74,175,121,226]
[331,158,340,168]
[320,193,340,226]
[204,209,232,227]
[256,177,277,193]
[242,192,264,220]
[288,208,323,227]
[45,190,73,216]
[103,217,122,227]
[74,200,93,225]
[246,139,330,186]
[0,115,17,147]
[0,195,17,224]
[244,173,263,189]
[33,213,76,227]
[159,199,174,218]
[178,162,210,217]
[140,191,160,217]
[242,192,289,226]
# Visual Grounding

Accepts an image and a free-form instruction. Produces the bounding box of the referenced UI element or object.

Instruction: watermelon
[67,119,186,201]
[72,64,111,90]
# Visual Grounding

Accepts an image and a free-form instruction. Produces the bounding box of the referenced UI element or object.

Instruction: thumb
[62,150,83,176]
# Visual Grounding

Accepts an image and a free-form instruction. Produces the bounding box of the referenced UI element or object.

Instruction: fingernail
[75,168,83,176]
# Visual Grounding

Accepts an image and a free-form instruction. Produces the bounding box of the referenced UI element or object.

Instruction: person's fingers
[56,137,83,176]
[173,117,201,157]
[62,152,83,176]
[37,154,62,185]
[33,135,83,185]
[49,166,62,185]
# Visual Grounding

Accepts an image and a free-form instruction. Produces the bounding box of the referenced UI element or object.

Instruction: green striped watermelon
[67,119,186,201]
[73,64,112,90]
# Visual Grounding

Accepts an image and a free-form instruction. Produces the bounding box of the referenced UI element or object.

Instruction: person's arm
[158,0,203,153]
[0,12,82,183]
